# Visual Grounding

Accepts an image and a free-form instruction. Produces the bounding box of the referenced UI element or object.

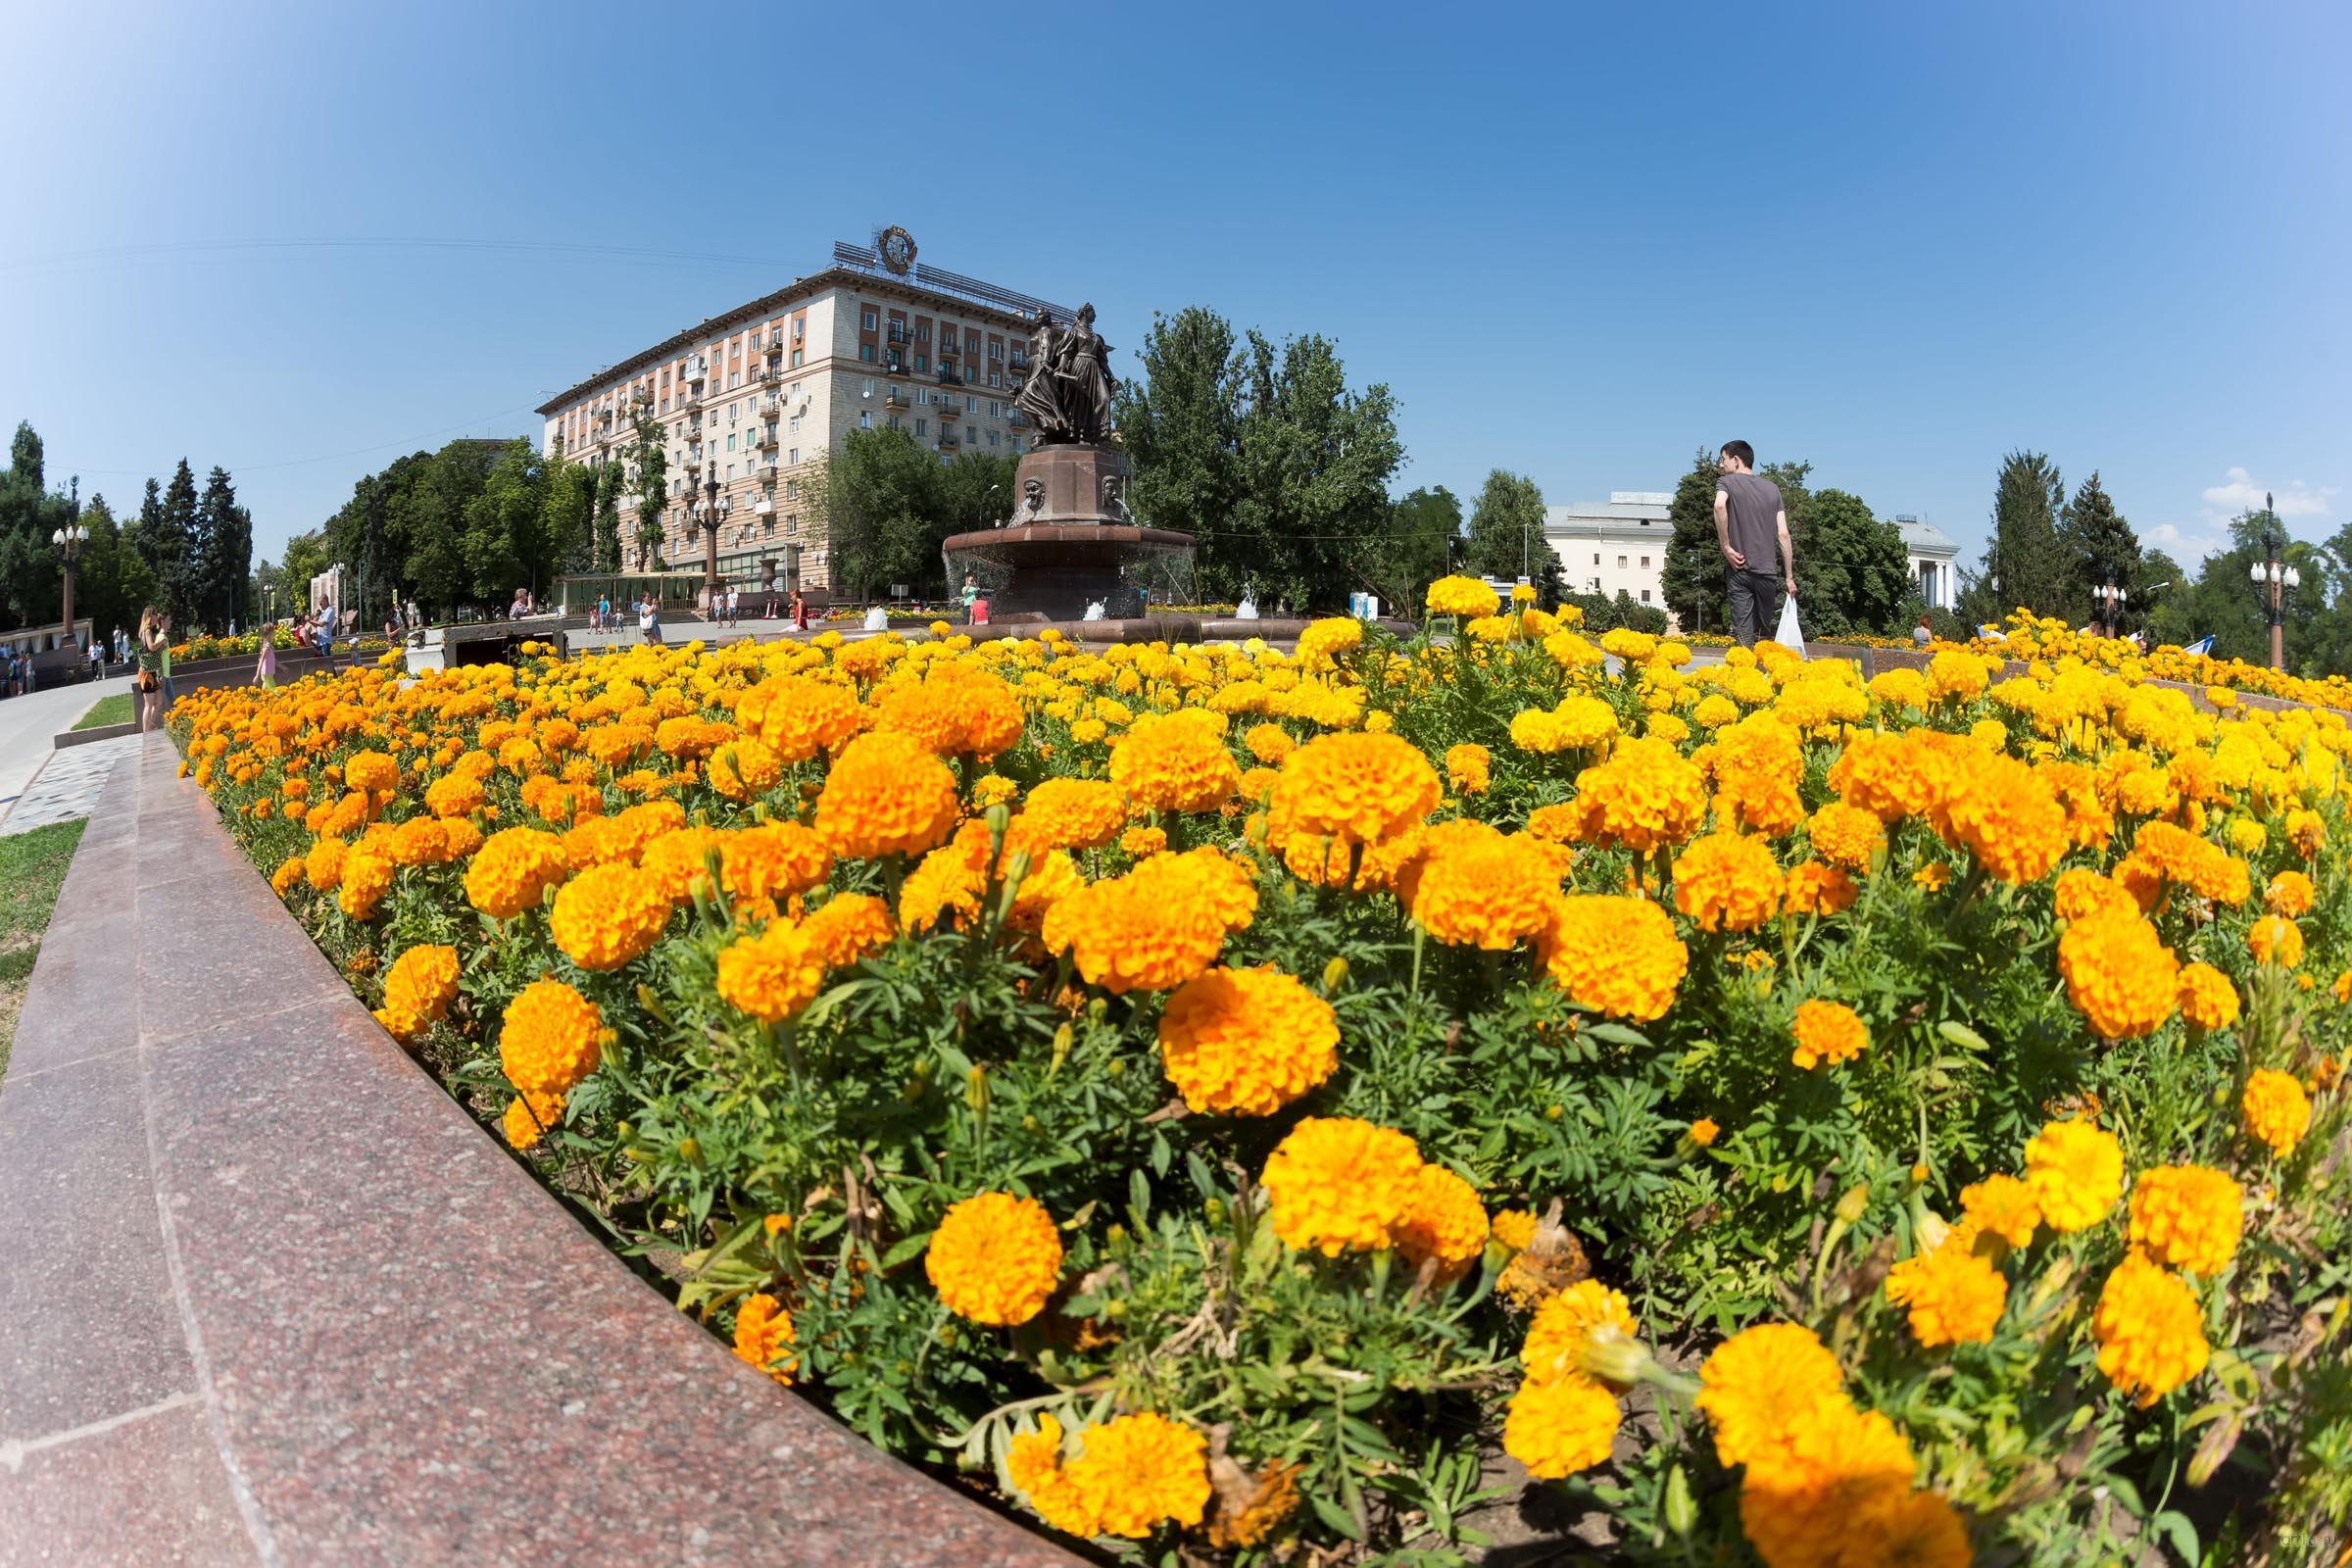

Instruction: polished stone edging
[0,738,1073,1567]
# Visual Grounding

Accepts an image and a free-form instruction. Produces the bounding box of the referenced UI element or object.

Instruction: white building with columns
[1898,516,1960,611]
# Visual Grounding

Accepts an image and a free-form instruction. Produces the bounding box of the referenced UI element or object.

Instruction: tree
[1982,451,2069,618]
[541,456,596,578]
[1116,308,1244,592]
[628,414,670,571]
[1661,446,1728,635]
[937,449,1020,536]
[2055,470,2138,627]
[461,440,551,605]
[0,421,71,631]
[825,425,943,600]
[592,464,624,573]
[71,494,153,646]
[1351,486,1457,616]
[1790,487,1914,638]
[193,466,252,630]
[1461,470,1546,582]
[139,459,201,624]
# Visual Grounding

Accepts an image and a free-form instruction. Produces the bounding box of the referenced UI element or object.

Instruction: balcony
[756,426,778,450]
[936,428,960,450]
[883,357,907,376]
[884,388,910,411]
[763,335,783,357]
[886,325,909,345]
[685,355,708,382]
[936,365,962,386]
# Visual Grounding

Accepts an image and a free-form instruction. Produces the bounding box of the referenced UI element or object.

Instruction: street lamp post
[2092,579,2128,638]
[699,474,725,614]
[2249,494,2298,671]
[50,521,89,653]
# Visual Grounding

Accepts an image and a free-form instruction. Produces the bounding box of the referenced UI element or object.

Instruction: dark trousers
[1726,567,1782,647]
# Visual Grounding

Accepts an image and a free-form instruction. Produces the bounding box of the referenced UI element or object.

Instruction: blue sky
[3,0,2346,575]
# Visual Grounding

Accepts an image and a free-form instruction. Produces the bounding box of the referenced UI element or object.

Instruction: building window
[728,371,739,389]
[1641,589,1652,603]
[989,371,1002,389]
[1617,555,1627,568]
[916,354,928,372]
[861,310,877,331]
[790,349,803,368]
[915,418,926,436]
[1640,556,1648,568]
[858,413,870,429]
[858,344,874,363]
[861,378,873,397]
[1592,554,1600,565]
[988,431,999,447]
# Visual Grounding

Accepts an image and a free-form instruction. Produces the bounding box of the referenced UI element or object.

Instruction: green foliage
[193,466,253,630]
[1351,485,1458,616]
[1984,449,2070,618]
[1117,307,1403,608]
[628,413,669,570]
[1792,487,1914,639]
[1461,469,1545,583]
[826,424,956,600]
[0,817,84,1081]
[1661,446,1729,635]
[2056,470,2139,626]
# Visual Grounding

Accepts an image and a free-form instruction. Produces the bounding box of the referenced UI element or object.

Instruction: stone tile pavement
[0,732,144,837]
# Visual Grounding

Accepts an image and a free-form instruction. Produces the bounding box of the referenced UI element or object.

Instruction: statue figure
[1021,476,1045,516]
[1012,303,1118,445]
[1101,472,1124,515]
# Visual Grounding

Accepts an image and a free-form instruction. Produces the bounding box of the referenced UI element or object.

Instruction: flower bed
[169,578,2351,1565]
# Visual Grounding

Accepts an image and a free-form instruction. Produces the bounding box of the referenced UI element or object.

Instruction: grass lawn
[0,819,86,1085]
[71,693,135,731]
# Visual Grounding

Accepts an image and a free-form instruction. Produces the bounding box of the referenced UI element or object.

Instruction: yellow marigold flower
[925,1192,1062,1326]
[2128,1164,2243,1276]
[1021,1411,1210,1541]
[1789,999,1869,1070]
[1957,1173,2040,1250]
[1673,831,1785,933]
[715,919,826,1022]
[341,748,398,794]
[1119,824,1166,858]
[2094,1251,2210,1406]
[1427,574,1500,618]
[2022,1118,2125,1232]
[1885,1241,2008,1347]
[1559,736,1709,854]
[304,835,347,892]
[2266,868,2317,917]
[1539,895,1688,1022]
[1011,777,1128,851]
[1394,1163,1490,1282]
[814,729,960,859]
[1244,722,1296,765]
[2241,1067,2312,1156]
[337,850,393,921]
[497,977,608,1097]
[1260,1116,1424,1256]
[500,1088,565,1151]
[1689,1117,1721,1148]
[799,893,895,968]
[2248,913,2304,968]
[1806,802,1885,872]
[707,736,783,801]
[550,861,672,970]
[1694,1322,1846,1469]
[1926,648,1989,702]
[464,825,570,918]
[1491,1209,1540,1251]
[2286,806,2327,858]
[1402,820,1558,950]
[730,1292,797,1386]
[375,943,460,1043]
[1108,710,1241,814]
[1007,1415,1093,1536]
[1156,965,1338,1116]
[270,856,306,898]
[1521,1279,1639,1387]
[2176,962,2240,1031]
[1294,614,1363,668]
[1736,1392,1920,1568]
[1267,730,1441,847]
[1783,860,1857,916]
[1914,861,1951,891]
[1936,754,2070,885]
[2057,906,2179,1040]
[1445,742,1492,796]
[1502,1377,1620,1480]
[1049,848,1255,995]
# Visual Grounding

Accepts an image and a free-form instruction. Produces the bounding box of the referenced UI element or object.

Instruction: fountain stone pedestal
[941,444,1195,620]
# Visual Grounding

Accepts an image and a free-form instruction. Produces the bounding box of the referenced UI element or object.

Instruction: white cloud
[2199,466,2338,524]
[2139,520,2230,570]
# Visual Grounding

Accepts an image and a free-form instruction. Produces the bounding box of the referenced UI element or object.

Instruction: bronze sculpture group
[1011,303,1117,447]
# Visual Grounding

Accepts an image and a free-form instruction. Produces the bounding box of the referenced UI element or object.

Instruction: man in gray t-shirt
[1713,440,1795,647]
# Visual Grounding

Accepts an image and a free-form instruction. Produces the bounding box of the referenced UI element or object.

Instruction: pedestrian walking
[256,628,279,689]
[136,608,168,731]
[638,593,662,647]
[1713,441,1795,648]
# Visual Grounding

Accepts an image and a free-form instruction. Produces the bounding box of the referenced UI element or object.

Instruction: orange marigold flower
[1805,801,1886,872]
[1502,1378,1620,1480]
[1538,895,1688,1022]
[336,850,393,921]
[708,736,784,801]
[1011,776,1127,851]
[799,893,895,968]
[1446,742,1493,795]
[2241,1067,2312,1156]
[497,977,608,1097]
[1108,710,1242,814]
[1155,965,1338,1116]
[738,672,867,762]
[2266,868,2317,917]
[925,1192,1063,1326]
[2022,1117,2124,1232]
[1393,1163,1491,1283]
[1259,1116,1424,1256]
[550,861,673,970]
[1403,819,1559,950]
[2128,1164,2243,1276]
[500,1088,565,1152]
[814,729,960,860]
[1673,831,1785,933]
[1689,1117,1721,1148]
[464,825,570,918]
[2176,962,2240,1031]
[1560,736,1709,854]
[1783,859,1857,915]
[730,1292,797,1386]
[1266,730,1442,847]
[1885,1241,2007,1347]
[2248,913,2304,968]
[1694,1322,1846,1469]
[2056,906,2179,1040]
[1047,848,1257,995]
[1520,1279,1639,1388]
[1789,999,1869,1070]
[1957,1173,2040,1251]
[1736,1394,1921,1568]
[374,943,460,1043]
[715,919,826,1023]
[2094,1251,2210,1406]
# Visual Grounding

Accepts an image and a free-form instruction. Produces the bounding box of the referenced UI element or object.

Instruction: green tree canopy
[1351,485,1459,617]
[1661,446,1729,635]
[826,425,947,600]
[1461,469,1546,582]
[2056,470,2139,625]
[194,466,252,630]
[1791,486,1915,638]
[1983,451,2069,617]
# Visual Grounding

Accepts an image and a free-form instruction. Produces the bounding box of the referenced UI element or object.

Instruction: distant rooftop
[1899,516,1957,556]
[1545,493,1671,536]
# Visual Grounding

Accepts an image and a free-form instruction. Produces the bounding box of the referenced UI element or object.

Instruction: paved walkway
[0,678,130,823]
[0,740,1065,1567]
[0,733,142,837]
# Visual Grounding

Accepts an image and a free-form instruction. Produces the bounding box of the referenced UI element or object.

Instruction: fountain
[940,304,1196,625]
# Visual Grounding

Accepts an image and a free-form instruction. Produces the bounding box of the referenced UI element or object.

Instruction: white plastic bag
[1774,592,1805,659]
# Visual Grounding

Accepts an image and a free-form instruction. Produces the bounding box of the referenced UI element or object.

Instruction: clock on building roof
[876,225,917,275]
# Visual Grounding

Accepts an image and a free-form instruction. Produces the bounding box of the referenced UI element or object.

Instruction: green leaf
[1936,1020,1990,1053]
[2151,1510,2199,1565]
[879,1230,933,1270]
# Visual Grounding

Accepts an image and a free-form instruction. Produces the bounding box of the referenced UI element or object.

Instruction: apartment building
[1544,492,1678,619]
[536,234,1063,594]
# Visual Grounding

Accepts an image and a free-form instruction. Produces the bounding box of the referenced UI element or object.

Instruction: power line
[1,236,792,273]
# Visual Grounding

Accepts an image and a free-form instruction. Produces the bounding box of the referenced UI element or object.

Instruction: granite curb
[0,737,1075,1568]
